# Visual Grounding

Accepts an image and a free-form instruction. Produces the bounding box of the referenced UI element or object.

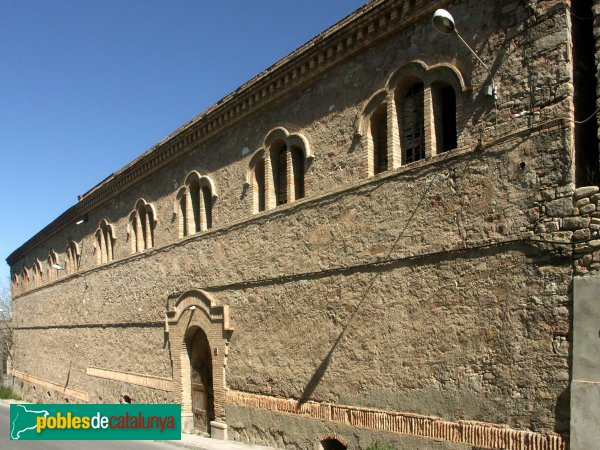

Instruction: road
[0,403,184,450]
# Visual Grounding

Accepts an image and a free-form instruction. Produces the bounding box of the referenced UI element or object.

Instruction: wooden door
[189,328,213,433]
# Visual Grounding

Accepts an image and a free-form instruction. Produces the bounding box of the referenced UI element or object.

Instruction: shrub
[0,386,21,400]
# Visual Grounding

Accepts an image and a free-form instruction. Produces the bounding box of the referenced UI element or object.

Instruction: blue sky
[0,0,367,287]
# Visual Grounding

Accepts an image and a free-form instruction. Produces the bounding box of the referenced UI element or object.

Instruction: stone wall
[6,0,583,448]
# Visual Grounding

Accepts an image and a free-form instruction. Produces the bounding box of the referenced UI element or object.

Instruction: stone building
[6,0,600,448]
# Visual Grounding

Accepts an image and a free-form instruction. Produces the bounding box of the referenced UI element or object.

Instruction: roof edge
[7,0,449,267]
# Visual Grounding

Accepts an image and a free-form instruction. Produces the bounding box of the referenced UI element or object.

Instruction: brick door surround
[166,290,233,438]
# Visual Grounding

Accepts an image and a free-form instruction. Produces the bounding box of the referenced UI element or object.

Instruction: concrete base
[571,275,600,450]
[210,421,228,440]
[182,413,194,433]
[571,381,600,449]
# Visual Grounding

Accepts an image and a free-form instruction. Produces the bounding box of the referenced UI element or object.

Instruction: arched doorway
[187,327,214,434]
[320,438,347,450]
[167,289,233,438]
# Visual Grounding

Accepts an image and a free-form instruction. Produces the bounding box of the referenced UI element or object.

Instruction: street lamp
[432,9,498,101]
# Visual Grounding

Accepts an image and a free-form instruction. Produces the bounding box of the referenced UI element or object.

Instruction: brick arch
[358,89,390,136]
[263,126,313,161]
[166,289,233,437]
[386,60,468,94]
[317,432,349,449]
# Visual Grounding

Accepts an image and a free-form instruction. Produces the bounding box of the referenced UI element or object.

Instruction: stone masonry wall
[7,0,580,448]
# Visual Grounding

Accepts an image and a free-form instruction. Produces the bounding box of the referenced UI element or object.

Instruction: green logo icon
[10,404,181,440]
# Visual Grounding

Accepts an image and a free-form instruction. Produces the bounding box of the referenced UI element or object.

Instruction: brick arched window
[21,267,30,293]
[248,150,266,213]
[11,273,20,297]
[65,241,80,275]
[431,81,457,153]
[176,172,217,238]
[361,90,398,177]
[371,103,388,174]
[128,199,157,253]
[270,141,289,206]
[32,259,43,288]
[95,220,115,264]
[248,127,311,213]
[400,82,425,164]
[269,141,306,206]
[47,250,59,282]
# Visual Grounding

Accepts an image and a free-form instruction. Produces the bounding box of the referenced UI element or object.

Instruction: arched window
[401,82,425,164]
[32,259,43,288]
[371,103,388,174]
[65,241,80,275]
[270,141,288,206]
[248,127,310,213]
[248,151,266,213]
[11,273,20,297]
[290,146,305,200]
[21,267,30,293]
[269,141,306,206]
[47,250,59,282]
[432,82,457,153]
[201,184,213,230]
[176,172,216,238]
[95,220,115,265]
[128,199,157,253]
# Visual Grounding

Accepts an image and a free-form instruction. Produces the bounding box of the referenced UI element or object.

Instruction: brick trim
[168,290,232,424]
[86,367,173,392]
[227,390,566,450]
[6,0,456,266]
[13,370,89,402]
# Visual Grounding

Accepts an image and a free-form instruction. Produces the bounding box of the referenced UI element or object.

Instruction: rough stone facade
[6,0,600,448]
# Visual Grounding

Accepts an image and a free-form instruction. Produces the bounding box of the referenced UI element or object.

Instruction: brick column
[105,229,113,262]
[264,152,276,210]
[363,133,374,177]
[423,85,436,159]
[199,187,207,232]
[387,97,401,169]
[185,189,193,237]
[98,230,106,264]
[135,215,143,252]
[286,147,295,203]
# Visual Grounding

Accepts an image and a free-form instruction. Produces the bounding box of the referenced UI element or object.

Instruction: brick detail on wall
[13,370,89,402]
[227,390,566,450]
[167,289,232,423]
[86,367,173,392]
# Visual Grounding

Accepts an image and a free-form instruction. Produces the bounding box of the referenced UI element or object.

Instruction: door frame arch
[166,289,233,438]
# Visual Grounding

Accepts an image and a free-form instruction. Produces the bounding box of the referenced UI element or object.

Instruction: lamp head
[432,9,456,34]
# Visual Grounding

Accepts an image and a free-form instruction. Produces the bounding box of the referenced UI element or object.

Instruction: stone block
[563,217,591,230]
[580,203,597,215]
[574,229,591,240]
[575,197,590,207]
[574,186,600,200]
[545,197,574,217]
[210,421,228,440]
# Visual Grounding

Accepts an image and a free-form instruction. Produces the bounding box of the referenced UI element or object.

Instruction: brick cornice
[7,0,452,266]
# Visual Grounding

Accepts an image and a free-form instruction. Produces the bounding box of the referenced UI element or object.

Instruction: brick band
[12,370,89,402]
[226,390,565,450]
[86,367,174,392]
